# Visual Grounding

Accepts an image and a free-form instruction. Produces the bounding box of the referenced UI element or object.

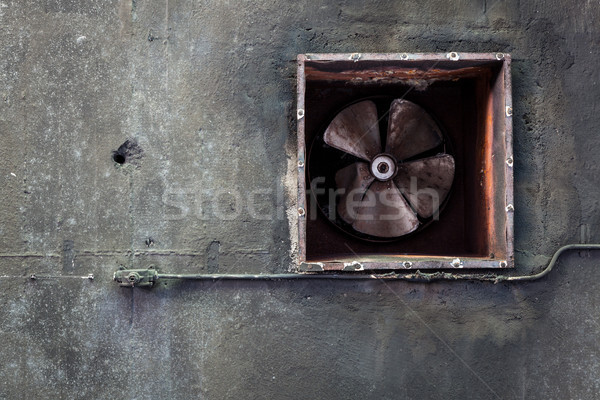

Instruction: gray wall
[1,0,599,399]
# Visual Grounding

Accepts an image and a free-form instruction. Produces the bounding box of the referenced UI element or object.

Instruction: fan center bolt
[370,154,397,181]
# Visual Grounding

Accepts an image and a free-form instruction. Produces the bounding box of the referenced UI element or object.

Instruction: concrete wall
[1,0,599,398]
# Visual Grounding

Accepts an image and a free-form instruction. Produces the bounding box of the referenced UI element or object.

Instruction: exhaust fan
[318,98,454,239]
[296,53,513,271]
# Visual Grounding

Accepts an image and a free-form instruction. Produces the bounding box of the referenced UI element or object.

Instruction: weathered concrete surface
[0,0,599,398]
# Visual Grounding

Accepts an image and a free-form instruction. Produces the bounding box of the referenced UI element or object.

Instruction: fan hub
[370,154,397,181]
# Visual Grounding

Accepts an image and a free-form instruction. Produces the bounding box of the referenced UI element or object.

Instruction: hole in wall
[112,153,126,164]
[112,139,144,166]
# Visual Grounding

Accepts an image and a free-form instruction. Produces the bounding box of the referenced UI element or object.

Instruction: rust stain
[305,65,489,82]
[484,87,497,256]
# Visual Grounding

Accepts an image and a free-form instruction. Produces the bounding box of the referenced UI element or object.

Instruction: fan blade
[394,154,455,218]
[352,180,419,238]
[324,100,382,161]
[335,162,375,224]
[385,99,442,161]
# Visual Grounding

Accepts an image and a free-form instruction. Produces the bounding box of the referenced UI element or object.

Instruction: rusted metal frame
[297,55,307,264]
[297,53,513,271]
[303,52,505,62]
[503,55,515,267]
[298,258,508,272]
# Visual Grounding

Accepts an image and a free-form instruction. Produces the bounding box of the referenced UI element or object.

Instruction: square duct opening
[296,53,513,271]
